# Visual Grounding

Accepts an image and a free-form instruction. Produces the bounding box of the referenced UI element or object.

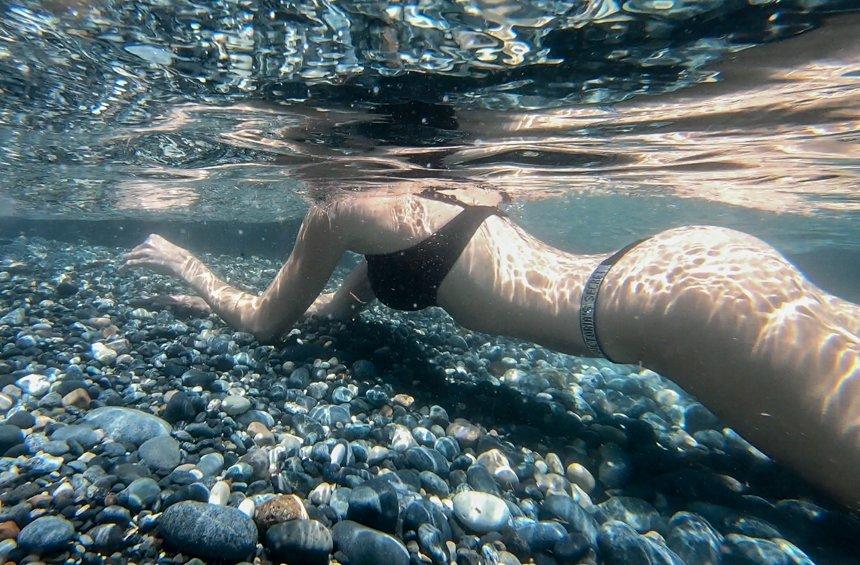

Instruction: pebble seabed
[0,236,858,565]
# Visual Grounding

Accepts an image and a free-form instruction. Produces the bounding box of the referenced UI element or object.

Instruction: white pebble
[238,498,256,518]
[209,480,230,506]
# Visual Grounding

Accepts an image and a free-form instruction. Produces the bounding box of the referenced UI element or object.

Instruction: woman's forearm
[175,255,263,334]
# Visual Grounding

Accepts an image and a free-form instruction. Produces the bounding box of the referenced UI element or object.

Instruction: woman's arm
[124,206,345,342]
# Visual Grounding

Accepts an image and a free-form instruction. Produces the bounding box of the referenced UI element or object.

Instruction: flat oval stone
[159,501,258,562]
[255,494,309,530]
[222,395,251,416]
[83,407,171,447]
[266,519,332,565]
[18,516,75,554]
[138,436,181,473]
[453,491,511,533]
[332,520,409,565]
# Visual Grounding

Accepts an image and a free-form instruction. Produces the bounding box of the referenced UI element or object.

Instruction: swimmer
[124,186,860,508]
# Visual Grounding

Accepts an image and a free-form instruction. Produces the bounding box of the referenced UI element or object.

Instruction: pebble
[723,533,813,564]
[447,419,482,447]
[89,523,126,551]
[138,435,181,473]
[0,425,23,454]
[223,395,251,416]
[453,491,511,533]
[6,410,35,429]
[666,512,724,564]
[159,501,258,562]
[61,387,91,408]
[91,342,118,365]
[266,519,333,565]
[118,477,161,511]
[83,407,171,447]
[16,374,49,397]
[332,520,409,565]
[18,515,75,554]
[255,494,309,529]
[599,496,663,533]
[598,520,682,564]
[209,480,231,505]
[347,481,399,533]
[566,462,596,493]
[197,452,225,476]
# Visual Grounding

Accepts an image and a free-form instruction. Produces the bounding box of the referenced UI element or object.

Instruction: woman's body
[125,187,860,508]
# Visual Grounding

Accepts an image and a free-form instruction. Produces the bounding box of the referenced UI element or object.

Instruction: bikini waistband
[579,237,648,362]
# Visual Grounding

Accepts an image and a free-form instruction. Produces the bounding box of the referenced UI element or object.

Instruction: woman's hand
[123,234,192,278]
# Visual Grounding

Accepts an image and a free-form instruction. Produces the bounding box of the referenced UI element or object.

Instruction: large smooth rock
[453,491,511,533]
[332,521,409,565]
[18,516,75,554]
[159,501,258,562]
[266,519,332,565]
[83,407,171,447]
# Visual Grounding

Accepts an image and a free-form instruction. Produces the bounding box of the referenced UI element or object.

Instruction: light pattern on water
[0,0,857,236]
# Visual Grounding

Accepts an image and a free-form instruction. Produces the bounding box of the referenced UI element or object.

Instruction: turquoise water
[1,1,859,563]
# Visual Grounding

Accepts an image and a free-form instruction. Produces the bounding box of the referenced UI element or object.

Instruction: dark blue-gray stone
[181,369,216,389]
[516,520,568,553]
[138,435,181,473]
[18,516,75,554]
[555,533,592,563]
[402,499,452,540]
[89,523,126,551]
[197,452,224,476]
[419,470,450,497]
[159,501,258,562]
[164,391,201,423]
[266,519,332,565]
[0,425,23,454]
[287,367,311,388]
[118,477,161,511]
[6,411,35,429]
[418,523,448,564]
[83,407,171,447]
[404,447,449,474]
[598,497,664,533]
[540,494,598,546]
[309,404,351,426]
[466,464,500,495]
[96,506,132,526]
[666,512,723,564]
[347,481,399,533]
[332,520,409,565]
[598,520,683,565]
[722,533,813,565]
[434,437,460,461]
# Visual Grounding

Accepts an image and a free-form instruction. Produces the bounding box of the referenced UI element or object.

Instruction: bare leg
[124,207,345,341]
[311,260,376,321]
[600,226,860,508]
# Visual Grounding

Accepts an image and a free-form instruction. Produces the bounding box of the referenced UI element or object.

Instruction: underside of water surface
[0,1,859,564]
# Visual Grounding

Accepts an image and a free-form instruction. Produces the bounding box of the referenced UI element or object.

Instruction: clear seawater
[0,0,859,563]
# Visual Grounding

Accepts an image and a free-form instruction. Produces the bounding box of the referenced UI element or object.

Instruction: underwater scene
[1,0,859,563]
